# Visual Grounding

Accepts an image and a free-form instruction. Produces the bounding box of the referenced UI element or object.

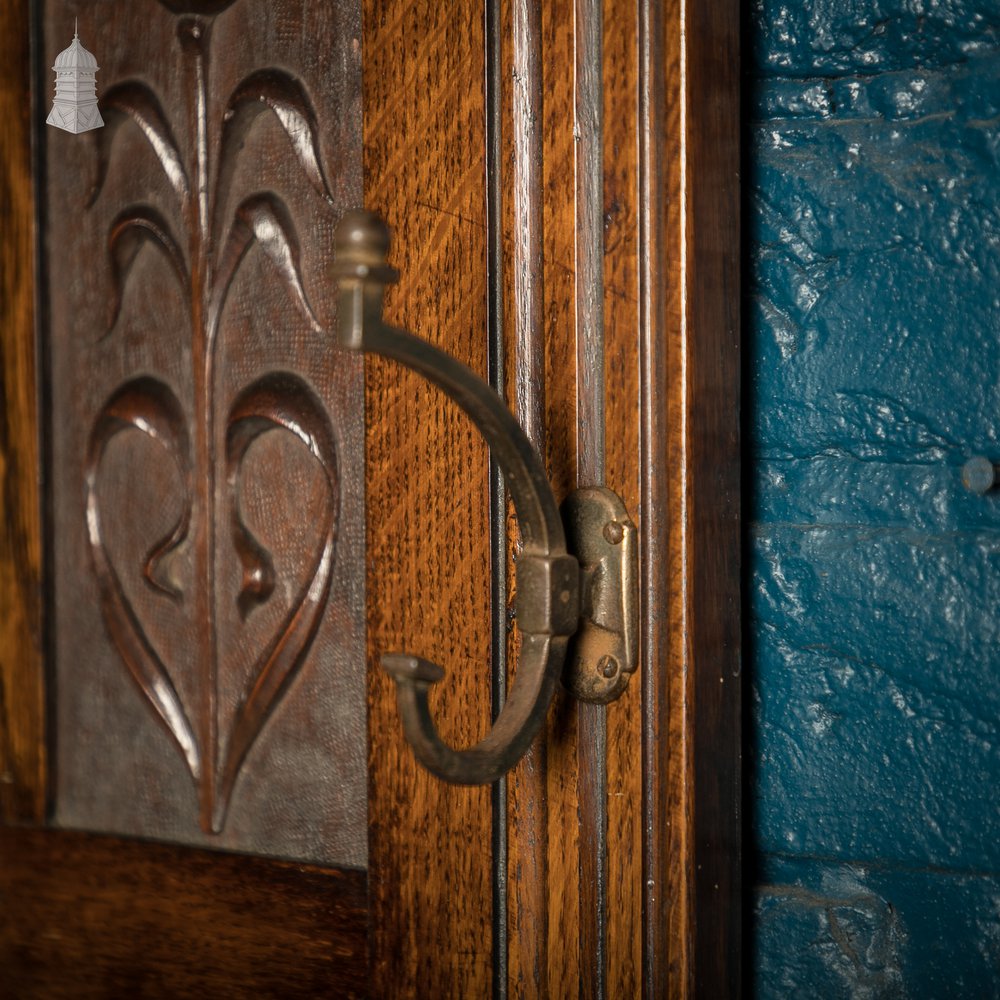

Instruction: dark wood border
[642,0,741,996]
[0,0,46,824]
[685,3,742,995]
[0,827,368,998]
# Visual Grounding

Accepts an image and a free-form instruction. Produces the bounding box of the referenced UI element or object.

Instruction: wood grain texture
[602,0,643,994]
[363,0,741,994]
[642,0,742,995]
[0,827,367,998]
[574,0,607,992]
[507,1,552,996]
[537,2,583,995]
[0,0,46,823]
[685,1,741,995]
[363,1,494,995]
[640,1,685,993]
[44,0,367,866]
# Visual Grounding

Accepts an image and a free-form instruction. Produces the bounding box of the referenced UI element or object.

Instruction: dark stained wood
[641,0,742,996]
[363,1,494,996]
[640,0,682,992]
[685,0,742,995]
[0,827,367,998]
[43,0,367,866]
[0,0,46,823]
[484,2,510,994]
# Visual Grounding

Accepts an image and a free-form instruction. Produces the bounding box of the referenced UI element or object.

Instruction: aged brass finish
[332,210,637,785]
[563,487,638,703]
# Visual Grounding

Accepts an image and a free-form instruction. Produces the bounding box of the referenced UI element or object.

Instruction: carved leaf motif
[215,371,340,829]
[89,82,189,208]
[107,206,189,334]
[86,376,200,780]
[87,14,343,834]
[214,69,335,239]
[212,192,323,333]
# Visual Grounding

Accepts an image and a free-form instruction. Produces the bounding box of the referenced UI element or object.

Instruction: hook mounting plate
[563,486,638,704]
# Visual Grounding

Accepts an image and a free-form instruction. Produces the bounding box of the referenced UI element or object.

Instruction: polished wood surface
[0,0,46,824]
[643,0,742,995]
[602,2,643,994]
[685,3,742,995]
[42,0,367,866]
[363,1,495,994]
[0,827,367,998]
[363,1,740,996]
[0,0,740,994]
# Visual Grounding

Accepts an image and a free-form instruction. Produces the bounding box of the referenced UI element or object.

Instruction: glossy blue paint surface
[748,2,1000,994]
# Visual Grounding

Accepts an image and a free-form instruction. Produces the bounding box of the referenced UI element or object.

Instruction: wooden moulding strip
[573,0,608,996]
[0,0,46,824]
[640,0,742,995]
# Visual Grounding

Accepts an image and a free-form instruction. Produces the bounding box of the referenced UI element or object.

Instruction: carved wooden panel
[45,0,366,867]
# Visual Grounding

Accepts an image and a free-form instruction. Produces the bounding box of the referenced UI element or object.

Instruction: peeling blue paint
[749,2,1000,995]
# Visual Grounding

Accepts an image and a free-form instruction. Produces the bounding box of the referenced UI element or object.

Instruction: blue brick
[749,3,1000,992]
[755,857,1000,999]
[750,0,1000,79]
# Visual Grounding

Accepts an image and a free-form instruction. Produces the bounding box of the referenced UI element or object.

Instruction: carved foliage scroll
[46,0,366,867]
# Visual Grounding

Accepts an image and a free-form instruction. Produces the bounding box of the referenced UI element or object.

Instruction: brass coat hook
[332,210,637,785]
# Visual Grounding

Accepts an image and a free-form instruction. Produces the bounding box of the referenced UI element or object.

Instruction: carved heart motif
[86,1,341,832]
[86,371,340,831]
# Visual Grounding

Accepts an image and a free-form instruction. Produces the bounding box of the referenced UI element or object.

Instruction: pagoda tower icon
[46,21,104,134]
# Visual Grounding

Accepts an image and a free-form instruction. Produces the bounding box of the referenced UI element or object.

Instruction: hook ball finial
[334,209,391,266]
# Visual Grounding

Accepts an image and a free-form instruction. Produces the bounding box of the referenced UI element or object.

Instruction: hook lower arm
[332,209,580,785]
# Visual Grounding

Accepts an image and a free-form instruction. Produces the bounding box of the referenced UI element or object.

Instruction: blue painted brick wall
[748,2,1000,995]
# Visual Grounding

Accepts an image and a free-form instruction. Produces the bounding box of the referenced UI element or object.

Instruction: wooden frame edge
[0,0,46,824]
[1,827,369,996]
[686,0,742,995]
[643,0,742,995]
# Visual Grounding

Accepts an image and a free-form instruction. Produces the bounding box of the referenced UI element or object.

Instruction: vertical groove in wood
[507,2,549,995]
[573,0,605,488]
[577,703,607,999]
[639,0,684,995]
[511,0,545,447]
[485,0,509,996]
[364,2,494,995]
[573,1,608,997]
[0,0,46,824]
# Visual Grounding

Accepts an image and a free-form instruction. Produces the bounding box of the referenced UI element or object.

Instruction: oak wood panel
[4,0,741,996]
[363,2,495,995]
[0,0,46,823]
[363,2,741,995]
[0,827,367,998]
